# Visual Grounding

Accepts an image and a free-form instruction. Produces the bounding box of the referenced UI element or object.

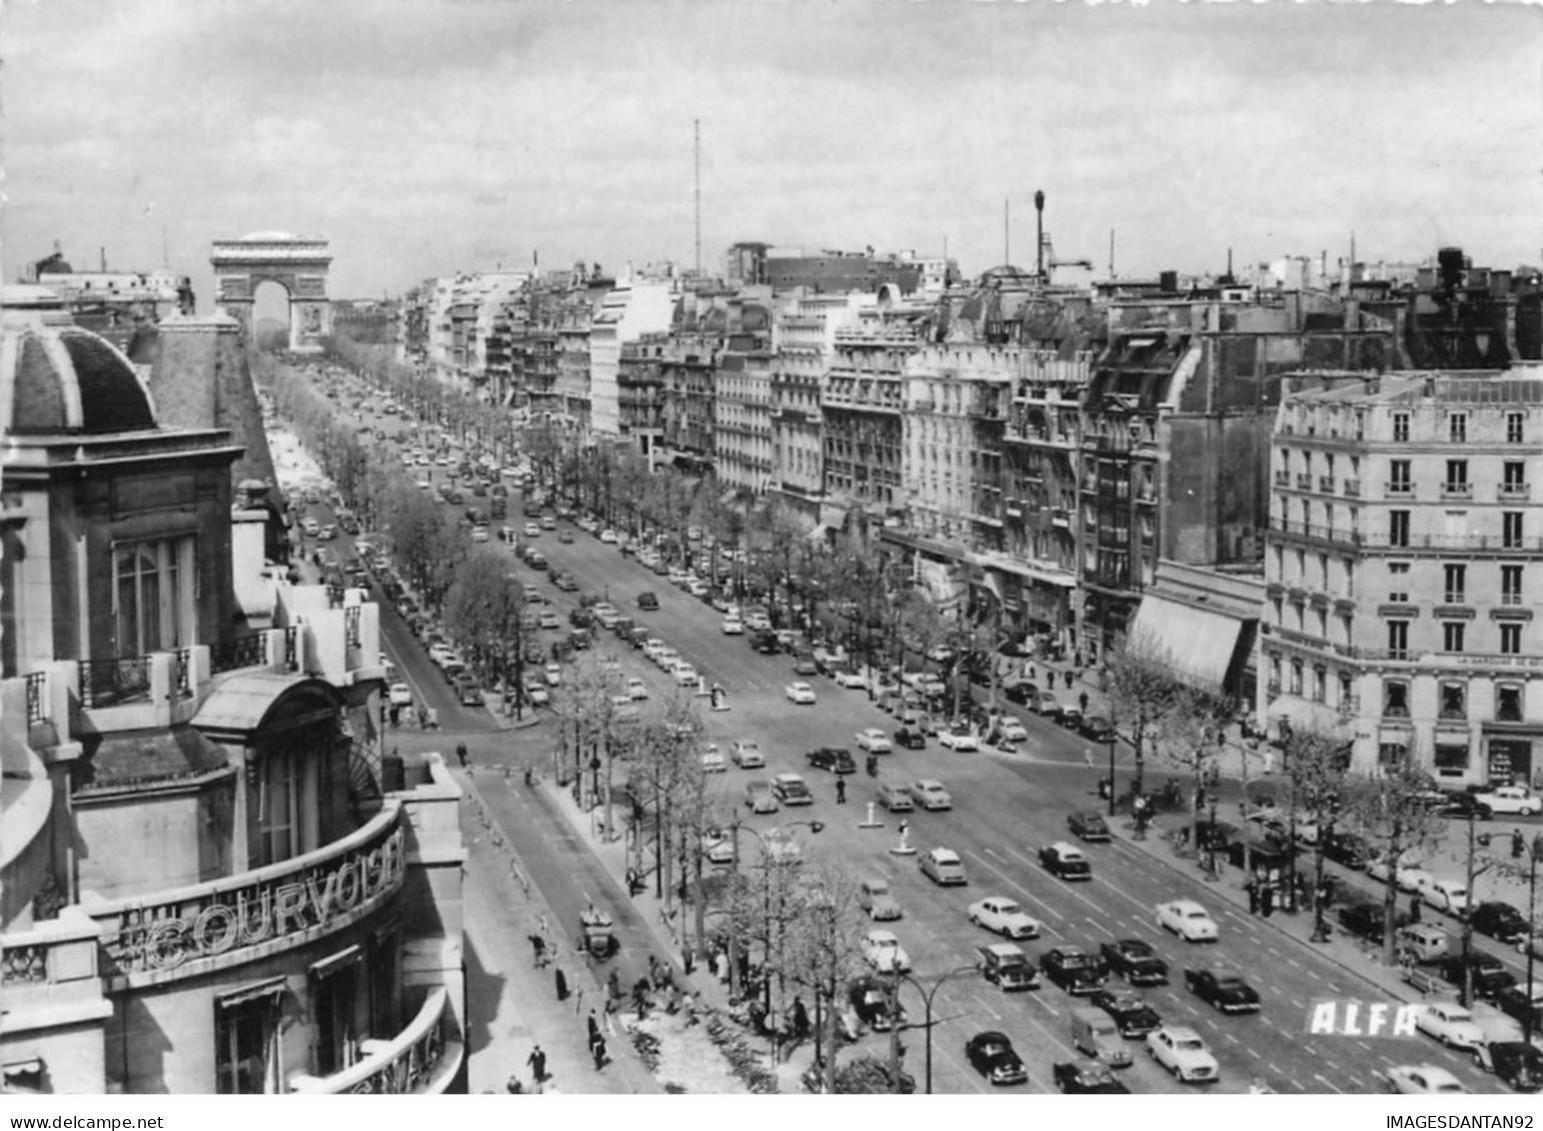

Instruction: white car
[721,616,744,635]
[1146,1026,1219,1084]
[653,649,681,671]
[1369,856,1434,894]
[701,744,727,773]
[967,896,1042,940]
[1419,877,1469,915]
[388,681,413,707]
[909,779,953,811]
[855,728,892,754]
[938,728,979,752]
[1156,900,1219,942]
[539,610,561,631]
[524,523,541,538]
[544,662,563,687]
[626,677,648,701]
[1414,1002,1486,1051]
[995,717,1029,743]
[1474,786,1543,815]
[863,929,912,974]
[785,681,817,705]
[599,529,618,544]
[671,662,700,687]
[1384,1064,1468,1095]
[832,669,868,689]
[641,638,668,661]
[732,740,765,769]
[701,833,735,867]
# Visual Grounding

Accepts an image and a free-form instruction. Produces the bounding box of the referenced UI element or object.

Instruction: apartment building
[714,295,776,495]
[588,279,677,437]
[1264,369,1543,784]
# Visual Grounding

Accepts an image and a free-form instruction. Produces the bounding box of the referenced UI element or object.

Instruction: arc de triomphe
[210,232,332,352]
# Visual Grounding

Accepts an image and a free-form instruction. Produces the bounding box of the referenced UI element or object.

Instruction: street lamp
[1106,726,1118,818]
[885,964,979,1095]
[1526,833,1543,1046]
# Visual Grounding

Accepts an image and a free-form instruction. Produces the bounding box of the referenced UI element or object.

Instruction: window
[1388,562,1410,603]
[1497,685,1524,723]
[1439,681,1466,720]
[1501,623,1522,655]
[113,536,195,656]
[216,984,284,1094]
[1504,511,1524,550]
[1443,563,1466,604]
[1449,413,1468,444]
[1393,412,1410,443]
[1388,459,1411,494]
[1443,621,1466,653]
[1389,510,1410,548]
[1339,672,1353,708]
[1384,679,1410,718]
[1387,620,1410,660]
[1508,412,1525,444]
[1268,655,1281,694]
[310,949,362,1077]
[1503,564,1523,605]
[1434,744,1470,774]
[1379,742,1408,769]
[1444,459,1469,494]
[1290,659,1304,695]
[1312,666,1327,703]
[1504,461,1526,494]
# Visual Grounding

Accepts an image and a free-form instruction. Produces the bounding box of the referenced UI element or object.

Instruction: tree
[1157,682,1234,868]
[1105,630,1187,799]
[779,861,869,1093]
[441,547,526,718]
[388,489,461,610]
[1277,724,1353,939]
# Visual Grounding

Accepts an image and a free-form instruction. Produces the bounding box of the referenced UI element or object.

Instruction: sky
[3,0,1540,308]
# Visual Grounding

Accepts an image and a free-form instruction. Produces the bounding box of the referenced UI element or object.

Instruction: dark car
[526,551,548,571]
[1068,811,1112,843]
[893,727,926,750]
[847,976,907,1033]
[1475,1041,1543,1093]
[1323,831,1373,870]
[1472,901,1531,945]
[1099,938,1170,987]
[1041,946,1108,995]
[1440,955,1518,1001]
[553,573,579,592]
[637,591,659,611]
[1338,899,1408,944]
[569,607,593,629]
[1437,792,1494,821]
[806,747,857,775]
[1053,1059,1130,1094]
[567,629,592,652]
[1002,680,1038,706]
[455,677,484,707]
[964,1031,1028,1086]
[1080,715,1115,742]
[792,652,820,677]
[1090,988,1162,1037]
[1039,842,1094,881]
[1496,985,1543,1030]
[751,630,779,655]
[1185,967,1261,1014]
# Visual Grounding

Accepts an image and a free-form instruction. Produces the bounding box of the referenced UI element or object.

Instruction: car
[1441,955,1519,1001]
[525,551,548,571]
[700,832,735,867]
[523,523,541,537]
[1067,811,1112,843]
[1041,946,1108,995]
[968,896,1042,940]
[1323,830,1373,869]
[701,745,727,773]
[470,525,490,543]
[855,728,892,754]
[1419,877,1469,915]
[1395,922,1451,965]
[671,662,700,687]
[771,773,813,806]
[863,929,911,974]
[1437,792,1495,821]
[731,740,765,769]
[1414,1001,1487,1050]
[539,515,556,531]
[637,591,659,610]
[909,780,953,811]
[543,662,563,687]
[876,783,914,812]
[1156,900,1219,942]
[1081,715,1115,742]
[455,678,484,706]
[553,573,579,592]
[1040,841,1093,881]
[859,879,902,921]
[1052,1059,1130,1094]
[721,616,744,635]
[806,747,856,774]
[791,651,820,677]
[744,780,779,815]
[978,942,1039,992]
[1383,1064,1468,1095]
[388,681,413,707]
[652,649,680,671]
[557,529,574,544]
[1473,1041,1543,1092]
[1185,967,1261,1013]
[937,727,979,752]
[1090,988,1162,1038]
[521,675,550,706]
[1339,899,1407,944]
[964,1031,1027,1086]
[846,975,907,1033]
[1099,938,1170,986]
[994,717,1029,744]
[892,726,926,750]
[599,529,617,544]
[919,847,967,886]
[623,676,648,701]
[1473,786,1543,815]
[1472,901,1531,945]
[831,669,867,690]
[1145,1025,1219,1084]
[1032,690,1061,717]
[1368,856,1434,894]
[784,681,817,705]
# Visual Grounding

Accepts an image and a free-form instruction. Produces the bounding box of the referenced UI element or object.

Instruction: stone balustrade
[288,986,461,1094]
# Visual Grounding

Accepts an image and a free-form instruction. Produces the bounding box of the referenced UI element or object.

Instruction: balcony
[1295,473,1312,490]
[86,802,405,991]
[1343,478,1361,497]
[1274,471,1291,487]
[1319,476,1336,493]
[289,985,462,1094]
[1385,481,1413,496]
[1441,482,1472,500]
[1499,482,1531,501]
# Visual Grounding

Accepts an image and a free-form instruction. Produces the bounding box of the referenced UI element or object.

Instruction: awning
[217,976,288,1009]
[1268,695,1350,738]
[309,945,362,982]
[1128,594,1244,691]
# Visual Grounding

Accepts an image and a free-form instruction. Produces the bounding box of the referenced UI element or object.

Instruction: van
[1396,922,1450,965]
[1071,1007,1132,1067]
[979,943,1038,992]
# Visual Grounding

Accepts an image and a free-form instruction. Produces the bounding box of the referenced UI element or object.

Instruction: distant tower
[694,119,702,279]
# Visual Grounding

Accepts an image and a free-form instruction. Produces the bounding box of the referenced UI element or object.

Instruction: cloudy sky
[3,0,1538,307]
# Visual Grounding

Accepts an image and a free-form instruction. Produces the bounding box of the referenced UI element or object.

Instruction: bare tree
[1105,629,1186,799]
[779,861,870,1092]
[441,547,526,717]
[1157,682,1234,869]
[1277,724,1353,938]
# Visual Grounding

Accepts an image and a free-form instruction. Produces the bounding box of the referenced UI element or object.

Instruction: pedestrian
[835,778,847,805]
[633,978,650,1020]
[1079,690,1089,715]
[1260,884,1275,918]
[1514,828,1526,859]
[417,705,427,729]
[1065,670,1075,690]
[1408,895,1421,924]
[607,968,622,1003]
[427,706,439,729]
[587,1009,601,1047]
[793,997,810,1041]
[526,1044,547,1083]
[530,933,546,968]
[591,1033,607,1071]
[1246,879,1260,916]
[603,993,618,1035]
[389,703,400,728]
[647,955,662,990]
[456,742,468,767]
[554,966,569,1002]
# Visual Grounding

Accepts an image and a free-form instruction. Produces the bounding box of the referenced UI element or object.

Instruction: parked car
[1040,841,1093,881]
[964,1032,1028,1086]
[1032,690,1061,718]
[1081,715,1115,742]
[1067,811,1112,843]
[1440,955,1518,1001]
[1324,830,1373,870]
[967,896,1042,940]
[1415,1001,1487,1050]
[1395,923,1451,965]
[1472,901,1531,946]
[1437,792,1495,821]
[1473,786,1543,815]
[1099,938,1169,986]
[1419,877,1470,915]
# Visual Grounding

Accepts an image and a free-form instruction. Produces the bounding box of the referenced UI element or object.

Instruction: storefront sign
[1306,999,1419,1038]
[105,821,405,975]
